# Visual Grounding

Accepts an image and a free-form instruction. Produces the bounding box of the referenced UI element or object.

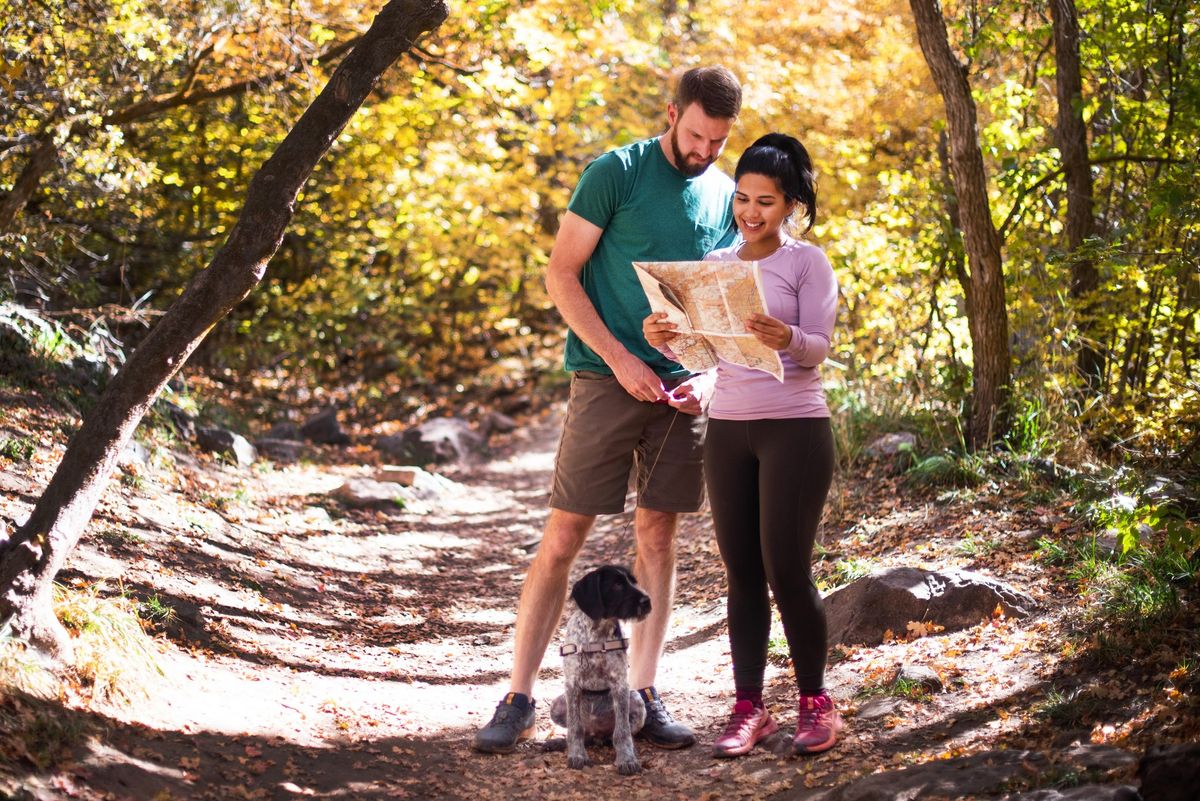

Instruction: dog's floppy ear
[571,569,607,621]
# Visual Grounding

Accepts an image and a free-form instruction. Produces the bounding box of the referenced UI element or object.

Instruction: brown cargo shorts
[549,370,707,516]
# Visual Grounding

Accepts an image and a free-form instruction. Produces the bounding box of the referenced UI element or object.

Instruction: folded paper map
[633,260,784,382]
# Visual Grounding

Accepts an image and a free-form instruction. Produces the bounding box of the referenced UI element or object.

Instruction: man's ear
[666,101,678,128]
[571,570,606,621]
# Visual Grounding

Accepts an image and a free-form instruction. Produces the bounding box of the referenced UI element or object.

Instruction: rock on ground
[825,566,1037,646]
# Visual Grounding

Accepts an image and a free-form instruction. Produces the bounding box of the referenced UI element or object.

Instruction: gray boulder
[795,749,1050,801]
[1004,788,1139,801]
[118,440,150,471]
[825,567,1036,646]
[195,427,256,468]
[254,438,306,464]
[161,401,196,441]
[301,406,350,445]
[480,410,518,438]
[335,478,407,510]
[1138,743,1200,801]
[266,421,303,441]
[377,417,485,465]
[864,432,917,457]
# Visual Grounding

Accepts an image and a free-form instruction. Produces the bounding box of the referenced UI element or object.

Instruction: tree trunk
[0,135,58,231]
[0,0,448,658]
[1050,0,1104,390]
[909,0,1012,448]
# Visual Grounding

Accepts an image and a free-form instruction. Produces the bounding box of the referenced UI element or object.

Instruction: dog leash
[618,403,681,540]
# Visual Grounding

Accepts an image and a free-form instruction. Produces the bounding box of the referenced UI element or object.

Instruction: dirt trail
[2,401,1148,800]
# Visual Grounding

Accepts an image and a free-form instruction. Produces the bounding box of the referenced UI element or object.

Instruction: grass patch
[905,450,988,489]
[0,436,36,462]
[857,674,933,702]
[53,582,163,703]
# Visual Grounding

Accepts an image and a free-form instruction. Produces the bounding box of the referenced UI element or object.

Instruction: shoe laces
[645,698,676,725]
[797,694,830,729]
[720,701,760,737]
[493,702,526,723]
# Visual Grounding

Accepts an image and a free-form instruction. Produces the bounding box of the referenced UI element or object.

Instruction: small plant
[857,674,932,702]
[98,526,144,547]
[957,530,1000,558]
[52,582,163,702]
[829,556,873,588]
[0,436,36,461]
[137,594,177,627]
[905,450,987,489]
[119,471,145,491]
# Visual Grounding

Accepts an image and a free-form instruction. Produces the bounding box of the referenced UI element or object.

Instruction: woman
[643,133,841,758]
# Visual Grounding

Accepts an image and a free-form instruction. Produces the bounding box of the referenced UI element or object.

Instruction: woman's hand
[745,313,793,350]
[643,312,679,347]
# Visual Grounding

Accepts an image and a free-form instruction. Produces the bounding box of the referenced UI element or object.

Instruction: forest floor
[0,384,1197,800]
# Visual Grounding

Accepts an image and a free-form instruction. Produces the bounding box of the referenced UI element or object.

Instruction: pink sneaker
[712,700,779,758]
[792,691,842,754]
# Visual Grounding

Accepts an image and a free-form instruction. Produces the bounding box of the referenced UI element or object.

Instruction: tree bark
[1050,0,1104,390]
[909,0,1012,448]
[0,135,59,231]
[0,0,448,658]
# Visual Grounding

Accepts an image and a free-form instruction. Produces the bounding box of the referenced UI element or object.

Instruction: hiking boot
[712,700,779,758]
[473,693,536,754]
[637,687,696,749]
[792,691,842,755]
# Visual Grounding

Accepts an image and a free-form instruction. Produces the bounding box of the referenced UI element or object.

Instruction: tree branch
[999,154,1191,240]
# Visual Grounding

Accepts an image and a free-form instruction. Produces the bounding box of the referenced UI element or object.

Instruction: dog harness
[560,621,628,656]
[559,637,629,656]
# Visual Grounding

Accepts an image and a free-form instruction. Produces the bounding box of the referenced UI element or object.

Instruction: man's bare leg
[509,508,594,696]
[628,507,695,748]
[474,508,593,753]
[628,507,677,689]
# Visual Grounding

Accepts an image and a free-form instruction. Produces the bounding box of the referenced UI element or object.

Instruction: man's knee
[537,509,594,567]
[635,509,678,563]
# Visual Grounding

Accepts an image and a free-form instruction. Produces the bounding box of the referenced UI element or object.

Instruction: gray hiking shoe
[473,693,536,754]
[637,687,696,749]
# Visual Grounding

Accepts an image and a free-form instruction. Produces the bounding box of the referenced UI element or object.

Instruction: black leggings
[704,417,834,694]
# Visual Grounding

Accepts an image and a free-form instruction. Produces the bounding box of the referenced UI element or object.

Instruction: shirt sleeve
[566,152,626,231]
[784,247,839,368]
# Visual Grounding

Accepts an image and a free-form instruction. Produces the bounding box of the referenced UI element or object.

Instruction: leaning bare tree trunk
[909,0,1012,448]
[0,135,58,231]
[0,0,448,658]
[1050,0,1104,391]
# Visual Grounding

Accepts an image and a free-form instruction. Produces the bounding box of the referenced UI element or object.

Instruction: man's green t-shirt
[564,138,737,379]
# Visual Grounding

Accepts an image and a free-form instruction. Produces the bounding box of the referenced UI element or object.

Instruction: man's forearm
[547,270,632,367]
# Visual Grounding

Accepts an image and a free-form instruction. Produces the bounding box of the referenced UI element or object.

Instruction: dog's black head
[571,565,651,623]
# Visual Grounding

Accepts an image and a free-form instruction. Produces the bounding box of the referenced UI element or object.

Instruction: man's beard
[670,127,713,177]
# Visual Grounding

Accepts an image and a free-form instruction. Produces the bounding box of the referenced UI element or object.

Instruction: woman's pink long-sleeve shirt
[704,237,839,420]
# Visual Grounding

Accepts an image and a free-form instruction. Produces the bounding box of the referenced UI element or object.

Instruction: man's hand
[745,313,793,350]
[611,352,669,403]
[642,312,678,348]
[664,371,715,416]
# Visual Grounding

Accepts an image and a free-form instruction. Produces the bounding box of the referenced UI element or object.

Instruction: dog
[557,565,651,775]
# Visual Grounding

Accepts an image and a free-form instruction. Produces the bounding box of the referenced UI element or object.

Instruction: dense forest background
[1,0,1196,468]
[1,3,1198,796]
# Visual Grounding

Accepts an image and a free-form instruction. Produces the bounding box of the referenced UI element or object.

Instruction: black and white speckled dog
[559,565,651,775]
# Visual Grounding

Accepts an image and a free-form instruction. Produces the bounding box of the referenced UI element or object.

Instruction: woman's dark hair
[734,133,817,234]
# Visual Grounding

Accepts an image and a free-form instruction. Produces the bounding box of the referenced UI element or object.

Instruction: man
[473,66,742,754]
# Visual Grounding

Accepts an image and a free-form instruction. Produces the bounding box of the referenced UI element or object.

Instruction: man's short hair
[673,66,742,120]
